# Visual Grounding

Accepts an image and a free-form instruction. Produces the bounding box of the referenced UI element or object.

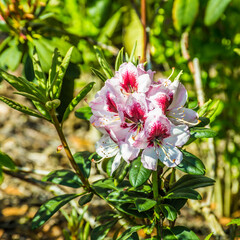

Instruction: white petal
[156,144,183,167]
[164,125,189,147]
[120,141,140,162]
[111,152,122,175]
[141,147,158,170]
[168,107,199,126]
[137,74,152,93]
[96,135,119,158]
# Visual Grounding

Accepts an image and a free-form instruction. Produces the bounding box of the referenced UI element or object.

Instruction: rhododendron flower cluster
[90,62,199,173]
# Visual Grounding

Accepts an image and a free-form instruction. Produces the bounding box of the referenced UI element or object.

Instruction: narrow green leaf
[227,218,240,226]
[204,0,231,26]
[0,151,15,170]
[75,106,92,121]
[91,220,118,240]
[172,0,199,31]
[115,47,124,71]
[107,191,135,203]
[129,41,137,64]
[166,188,202,200]
[163,226,199,240]
[32,101,52,121]
[116,226,143,240]
[204,232,213,240]
[93,45,113,79]
[190,127,217,138]
[91,67,107,82]
[62,82,95,123]
[73,151,92,179]
[169,174,215,192]
[135,198,156,212]
[78,193,93,206]
[42,170,83,188]
[0,69,46,101]
[113,160,130,186]
[0,167,3,184]
[33,47,46,92]
[0,96,46,119]
[160,204,177,221]
[197,99,212,117]
[129,158,152,188]
[32,194,80,229]
[53,47,74,99]
[47,48,61,92]
[14,91,43,102]
[176,150,205,175]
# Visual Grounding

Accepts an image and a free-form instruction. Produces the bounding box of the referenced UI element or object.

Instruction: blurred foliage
[0,0,240,220]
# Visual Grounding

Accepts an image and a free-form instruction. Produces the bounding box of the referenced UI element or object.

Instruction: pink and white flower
[138,109,190,170]
[90,62,197,172]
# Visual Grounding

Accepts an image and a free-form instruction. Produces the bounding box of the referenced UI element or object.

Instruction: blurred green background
[0,0,240,234]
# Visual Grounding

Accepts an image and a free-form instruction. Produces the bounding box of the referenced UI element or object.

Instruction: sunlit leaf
[75,106,92,121]
[129,158,152,188]
[78,193,93,206]
[163,226,199,240]
[93,46,113,79]
[42,169,83,188]
[115,47,124,71]
[135,198,156,212]
[176,150,205,175]
[160,204,177,221]
[0,151,15,170]
[32,194,80,229]
[116,226,143,240]
[204,0,231,26]
[91,68,107,82]
[0,96,46,119]
[172,0,199,31]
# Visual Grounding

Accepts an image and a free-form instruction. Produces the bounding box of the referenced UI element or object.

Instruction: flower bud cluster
[90,62,199,173]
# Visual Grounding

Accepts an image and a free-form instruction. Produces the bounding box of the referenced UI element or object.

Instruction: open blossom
[90,63,198,172]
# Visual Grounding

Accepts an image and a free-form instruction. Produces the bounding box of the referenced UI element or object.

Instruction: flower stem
[152,170,162,240]
[50,109,90,190]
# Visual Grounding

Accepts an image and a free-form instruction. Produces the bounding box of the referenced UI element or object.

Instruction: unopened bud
[56,145,63,153]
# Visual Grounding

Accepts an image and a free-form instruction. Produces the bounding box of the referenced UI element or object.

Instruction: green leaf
[115,47,124,71]
[0,96,46,119]
[0,167,3,184]
[32,194,80,229]
[91,220,118,240]
[116,226,143,240]
[195,117,210,127]
[163,226,199,240]
[53,47,74,99]
[91,67,107,82]
[197,99,220,120]
[62,82,95,123]
[204,233,213,240]
[42,170,82,188]
[160,204,178,221]
[172,0,199,31]
[92,178,131,199]
[163,199,187,211]
[75,106,92,121]
[176,150,205,175]
[0,44,22,71]
[0,69,46,101]
[135,198,156,212]
[47,48,61,98]
[169,175,215,192]
[73,151,92,179]
[204,0,231,26]
[113,160,130,186]
[129,158,152,188]
[33,47,47,92]
[93,46,113,79]
[166,188,202,200]
[14,91,44,103]
[129,41,137,64]
[78,193,93,206]
[107,191,136,203]
[0,151,15,170]
[227,218,240,226]
[32,101,52,121]
[190,127,217,138]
